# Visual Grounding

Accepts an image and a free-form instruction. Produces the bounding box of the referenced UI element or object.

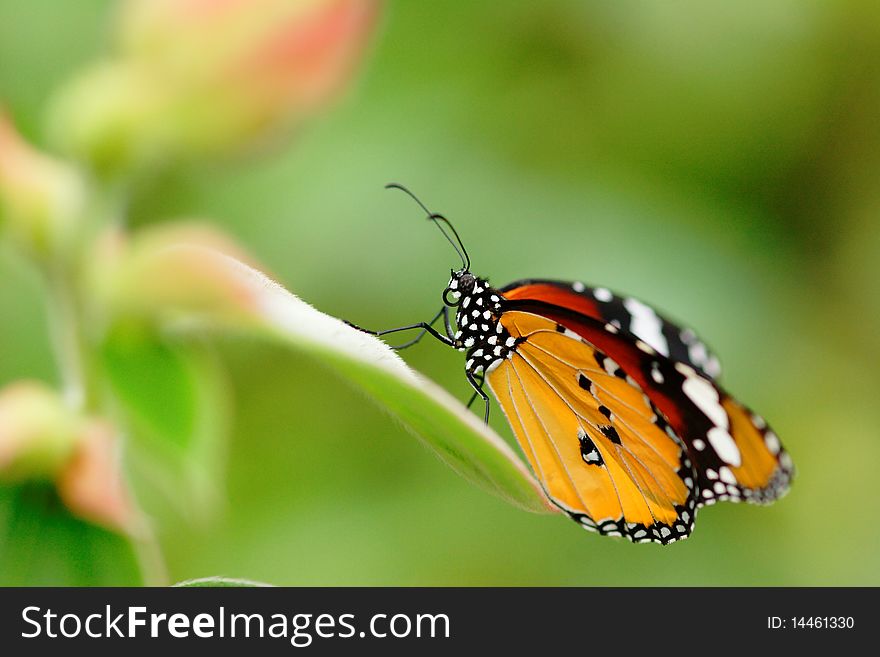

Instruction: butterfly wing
[499,295,793,508]
[486,310,698,544]
[501,279,722,380]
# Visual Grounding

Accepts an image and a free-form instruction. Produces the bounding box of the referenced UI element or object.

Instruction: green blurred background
[2,0,879,585]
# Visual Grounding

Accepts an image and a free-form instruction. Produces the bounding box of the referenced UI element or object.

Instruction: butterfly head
[383,182,506,356]
[443,269,475,306]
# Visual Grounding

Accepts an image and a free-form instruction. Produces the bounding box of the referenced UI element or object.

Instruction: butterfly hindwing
[498,297,793,509]
[486,310,698,544]
[638,356,793,506]
[500,279,722,380]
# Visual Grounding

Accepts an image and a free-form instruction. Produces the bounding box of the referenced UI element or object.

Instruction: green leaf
[100,324,230,518]
[0,483,144,585]
[173,576,273,587]
[134,247,553,515]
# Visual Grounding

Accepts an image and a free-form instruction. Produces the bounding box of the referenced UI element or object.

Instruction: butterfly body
[446,272,517,374]
[353,185,793,545]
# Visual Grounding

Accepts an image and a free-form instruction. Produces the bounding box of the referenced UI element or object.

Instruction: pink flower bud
[0,112,85,259]
[0,381,137,533]
[0,381,79,481]
[50,0,381,172]
[91,222,267,324]
[56,419,138,533]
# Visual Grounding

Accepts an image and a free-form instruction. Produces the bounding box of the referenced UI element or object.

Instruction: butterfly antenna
[385,183,470,270]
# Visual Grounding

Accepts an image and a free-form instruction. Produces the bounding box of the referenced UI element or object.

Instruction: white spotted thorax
[444,270,518,377]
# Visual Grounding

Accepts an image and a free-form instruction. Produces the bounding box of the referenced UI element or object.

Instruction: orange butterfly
[352,184,794,544]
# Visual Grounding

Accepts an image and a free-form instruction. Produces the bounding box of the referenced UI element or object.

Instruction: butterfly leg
[465,372,484,410]
[345,312,455,348]
[380,306,451,350]
[442,304,454,340]
[465,369,490,423]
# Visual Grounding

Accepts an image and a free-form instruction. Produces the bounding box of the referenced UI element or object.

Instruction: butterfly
[350,184,794,544]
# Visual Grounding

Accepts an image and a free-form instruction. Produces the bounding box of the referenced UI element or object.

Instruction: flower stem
[44,179,169,586]
[134,524,170,586]
[47,268,93,411]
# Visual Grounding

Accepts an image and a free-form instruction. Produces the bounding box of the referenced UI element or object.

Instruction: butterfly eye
[443,287,462,306]
[459,273,475,291]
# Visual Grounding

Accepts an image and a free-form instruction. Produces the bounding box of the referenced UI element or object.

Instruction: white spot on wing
[718,466,737,484]
[624,297,669,356]
[651,363,664,384]
[635,340,655,354]
[765,431,781,455]
[594,287,613,302]
[704,355,722,379]
[675,362,695,376]
[682,374,729,430]
[689,341,708,367]
[708,427,741,467]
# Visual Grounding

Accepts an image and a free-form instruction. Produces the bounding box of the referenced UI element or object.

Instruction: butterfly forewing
[486,310,698,544]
